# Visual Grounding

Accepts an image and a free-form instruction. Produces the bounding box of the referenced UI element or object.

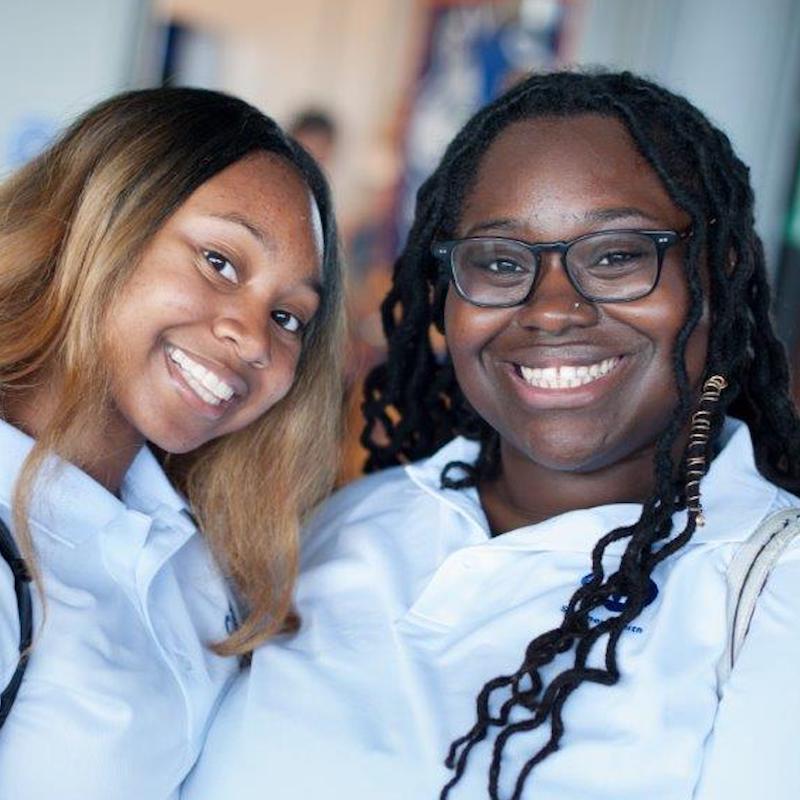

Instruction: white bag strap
[718,507,800,687]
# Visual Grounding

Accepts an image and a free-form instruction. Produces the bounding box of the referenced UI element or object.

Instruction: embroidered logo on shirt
[559,574,660,635]
[579,573,659,612]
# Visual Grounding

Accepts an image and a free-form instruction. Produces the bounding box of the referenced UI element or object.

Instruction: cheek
[444,289,506,361]
[442,288,461,342]
[444,298,488,398]
[248,350,303,420]
[102,301,142,390]
[684,303,710,388]
[611,278,709,398]
[104,279,160,348]
[653,268,710,390]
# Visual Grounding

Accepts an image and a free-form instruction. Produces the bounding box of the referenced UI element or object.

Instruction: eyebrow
[463,207,662,237]
[208,212,271,249]
[301,276,324,297]
[582,206,662,224]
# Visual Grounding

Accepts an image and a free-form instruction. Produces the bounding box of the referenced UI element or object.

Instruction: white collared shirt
[0,419,237,799]
[184,418,800,800]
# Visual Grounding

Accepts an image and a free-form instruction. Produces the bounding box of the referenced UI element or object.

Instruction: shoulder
[305,465,420,537]
[767,489,800,564]
[300,461,449,567]
[769,485,800,514]
[323,464,420,515]
[307,435,480,531]
[726,491,800,625]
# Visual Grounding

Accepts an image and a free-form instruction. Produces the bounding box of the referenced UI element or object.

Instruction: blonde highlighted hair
[0,88,346,656]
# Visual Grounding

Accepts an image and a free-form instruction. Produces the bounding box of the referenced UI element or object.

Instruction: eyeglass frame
[430,228,692,307]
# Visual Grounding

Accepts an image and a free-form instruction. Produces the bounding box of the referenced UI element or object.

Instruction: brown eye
[271,309,305,335]
[203,250,239,284]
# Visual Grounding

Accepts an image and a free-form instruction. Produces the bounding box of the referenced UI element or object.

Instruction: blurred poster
[398,0,578,238]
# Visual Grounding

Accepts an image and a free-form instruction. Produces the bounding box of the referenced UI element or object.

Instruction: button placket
[132,514,203,743]
[100,511,152,615]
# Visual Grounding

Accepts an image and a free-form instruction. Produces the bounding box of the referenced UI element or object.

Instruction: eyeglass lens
[452,231,661,305]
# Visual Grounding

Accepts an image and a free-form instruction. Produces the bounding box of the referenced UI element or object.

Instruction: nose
[212,303,270,368]
[514,252,597,334]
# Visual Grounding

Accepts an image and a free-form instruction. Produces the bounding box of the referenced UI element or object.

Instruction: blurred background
[2,0,800,478]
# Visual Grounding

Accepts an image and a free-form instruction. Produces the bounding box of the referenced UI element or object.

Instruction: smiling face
[444,114,709,481]
[103,151,324,455]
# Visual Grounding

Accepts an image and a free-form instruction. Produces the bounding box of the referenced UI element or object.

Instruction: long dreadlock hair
[362,69,800,799]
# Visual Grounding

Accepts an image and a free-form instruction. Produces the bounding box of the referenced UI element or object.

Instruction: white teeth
[519,357,620,389]
[166,345,236,404]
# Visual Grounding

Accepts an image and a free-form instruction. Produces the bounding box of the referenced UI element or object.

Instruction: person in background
[0,87,345,799]
[183,70,800,800]
[288,107,339,172]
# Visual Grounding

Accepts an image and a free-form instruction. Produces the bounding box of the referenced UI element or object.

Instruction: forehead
[459,113,686,235]
[185,152,324,263]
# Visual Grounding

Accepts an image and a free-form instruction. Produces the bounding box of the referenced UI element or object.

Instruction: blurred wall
[159,0,423,223]
[577,0,800,277]
[0,0,150,176]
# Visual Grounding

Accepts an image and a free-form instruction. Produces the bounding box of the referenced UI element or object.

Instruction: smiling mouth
[515,356,621,389]
[166,344,237,406]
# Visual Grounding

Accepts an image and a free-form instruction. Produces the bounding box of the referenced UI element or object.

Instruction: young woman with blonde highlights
[0,87,345,798]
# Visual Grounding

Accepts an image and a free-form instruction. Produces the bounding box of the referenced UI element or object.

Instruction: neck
[479,436,686,535]
[4,385,143,496]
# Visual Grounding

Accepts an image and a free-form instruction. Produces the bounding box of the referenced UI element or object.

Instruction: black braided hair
[361,69,800,799]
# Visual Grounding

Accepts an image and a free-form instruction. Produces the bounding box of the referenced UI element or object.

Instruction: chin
[143,426,213,456]
[524,450,608,474]
[157,441,200,456]
[509,430,623,474]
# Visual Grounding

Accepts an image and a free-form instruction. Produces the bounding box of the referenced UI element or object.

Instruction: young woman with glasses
[185,70,800,800]
[0,88,345,798]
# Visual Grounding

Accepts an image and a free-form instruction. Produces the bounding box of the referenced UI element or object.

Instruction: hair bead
[685,375,728,526]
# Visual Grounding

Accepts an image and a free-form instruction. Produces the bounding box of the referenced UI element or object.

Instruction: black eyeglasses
[431,228,690,307]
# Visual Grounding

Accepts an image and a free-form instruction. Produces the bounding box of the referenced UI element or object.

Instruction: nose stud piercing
[573,301,582,310]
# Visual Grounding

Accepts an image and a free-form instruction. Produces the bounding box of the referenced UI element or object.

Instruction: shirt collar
[0,418,193,547]
[405,417,780,553]
[121,446,191,518]
[405,435,488,534]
